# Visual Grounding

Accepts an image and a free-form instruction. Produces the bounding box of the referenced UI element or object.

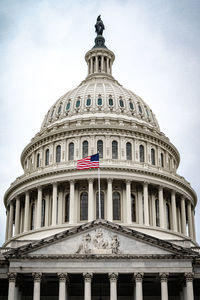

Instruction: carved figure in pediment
[76,233,92,254]
[111,235,120,254]
[93,229,108,249]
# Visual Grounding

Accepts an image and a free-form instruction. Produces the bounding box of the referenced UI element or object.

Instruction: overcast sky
[0,0,200,246]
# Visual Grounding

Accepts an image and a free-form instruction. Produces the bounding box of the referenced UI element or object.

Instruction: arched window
[86,98,91,106]
[155,199,159,226]
[129,102,134,110]
[161,153,164,167]
[138,104,143,114]
[119,99,124,107]
[65,194,70,222]
[30,203,35,230]
[56,145,61,163]
[139,145,144,162]
[58,105,62,115]
[36,153,40,168]
[45,149,49,166]
[131,194,136,222]
[80,192,88,221]
[113,192,121,220]
[109,98,113,106]
[41,199,45,227]
[66,102,70,111]
[76,99,80,108]
[82,141,88,158]
[97,140,103,158]
[151,148,155,165]
[166,203,170,230]
[126,142,132,160]
[97,97,102,106]
[68,142,74,161]
[112,141,118,159]
[96,191,104,219]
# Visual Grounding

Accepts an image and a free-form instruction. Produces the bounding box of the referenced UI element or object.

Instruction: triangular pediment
[6,220,195,258]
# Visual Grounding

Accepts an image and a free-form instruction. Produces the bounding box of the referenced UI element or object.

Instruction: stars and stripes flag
[77,153,99,170]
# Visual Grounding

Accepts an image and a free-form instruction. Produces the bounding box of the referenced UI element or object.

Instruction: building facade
[0,17,200,300]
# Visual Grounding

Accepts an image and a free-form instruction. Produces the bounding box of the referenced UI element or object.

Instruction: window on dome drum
[96,191,105,219]
[139,145,144,162]
[97,140,103,158]
[97,97,102,106]
[131,194,136,222]
[51,109,55,118]
[45,149,49,166]
[109,98,113,106]
[138,104,143,114]
[129,101,134,110]
[126,142,132,160]
[68,142,74,161]
[119,99,124,107]
[66,102,70,111]
[36,153,40,168]
[113,192,121,220]
[76,99,80,108]
[145,107,149,117]
[161,153,164,167]
[112,141,118,159]
[151,148,155,165]
[80,192,88,221]
[65,194,70,222]
[41,199,45,227]
[86,98,91,106]
[56,145,61,163]
[155,199,159,226]
[82,141,88,158]
[58,105,62,114]
[166,203,170,230]
[30,203,35,230]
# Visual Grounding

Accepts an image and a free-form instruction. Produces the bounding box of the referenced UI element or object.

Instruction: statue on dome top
[95,15,105,36]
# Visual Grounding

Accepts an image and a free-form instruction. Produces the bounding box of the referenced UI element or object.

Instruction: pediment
[6,220,195,258]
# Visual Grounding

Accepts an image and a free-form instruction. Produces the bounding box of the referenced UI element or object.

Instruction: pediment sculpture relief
[76,229,120,254]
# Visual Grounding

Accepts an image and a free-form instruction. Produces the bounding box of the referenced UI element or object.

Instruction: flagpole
[98,154,101,219]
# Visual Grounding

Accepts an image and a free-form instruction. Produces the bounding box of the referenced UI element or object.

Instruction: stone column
[24,191,30,232]
[58,273,69,300]
[160,273,168,300]
[8,273,17,300]
[126,180,132,223]
[58,189,63,225]
[14,197,20,235]
[101,56,104,72]
[187,201,193,239]
[36,186,42,229]
[107,179,113,221]
[134,273,143,300]
[52,182,58,225]
[109,273,118,300]
[159,186,164,228]
[69,180,75,224]
[5,208,10,240]
[83,273,93,300]
[185,273,194,300]
[8,201,14,239]
[90,58,93,74]
[143,182,149,225]
[45,193,50,227]
[181,196,187,235]
[152,193,156,227]
[32,273,42,300]
[95,56,98,73]
[88,179,94,221]
[138,189,143,225]
[191,208,196,241]
[171,190,177,232]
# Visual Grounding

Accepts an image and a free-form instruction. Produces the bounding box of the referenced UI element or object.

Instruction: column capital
[108,272,118,282]
[185,272,194,282]
[83,272,93,282]
[159,273,169,282]
[171,190,176,196]
[8,272,17,282]
[88,178,94,183]
[134,272,143,282]
[158,185,163,191]
[25,190,30,197]
[32,272,42,282]
[143,181,149,186]
[126,180,131,185]
[70,179,75,185]
[36,185,42,191]
[58,273,69,283]
[108,178,113,183]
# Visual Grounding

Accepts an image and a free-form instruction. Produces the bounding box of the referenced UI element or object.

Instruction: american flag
[77,153,99,170]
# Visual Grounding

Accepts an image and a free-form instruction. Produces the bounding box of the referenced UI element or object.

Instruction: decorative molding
[83,272,93,282]
[58,273,69,283]
[185,272,194,282]
[108,272,118,282]
[159,272,169,282]
[134,272,143,282]
[32,272,42,282]
[8,272,17,282]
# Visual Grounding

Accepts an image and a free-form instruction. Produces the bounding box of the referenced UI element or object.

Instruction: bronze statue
[95,15,105,36]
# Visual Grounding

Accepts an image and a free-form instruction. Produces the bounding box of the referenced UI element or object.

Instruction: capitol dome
[3,18,197,249]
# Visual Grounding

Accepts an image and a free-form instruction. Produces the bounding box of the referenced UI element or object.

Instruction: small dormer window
[97,97,102,106]
[129,102,134,110]
[119,99,124,108]
[86,98,91,106]
[138,104,142,114]
[76,99,80,108]
[57,105,62,114]
[109,98,113,106]
[66,102,71,111]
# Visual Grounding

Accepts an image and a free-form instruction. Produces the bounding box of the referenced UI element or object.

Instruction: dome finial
[94,15,106,48]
